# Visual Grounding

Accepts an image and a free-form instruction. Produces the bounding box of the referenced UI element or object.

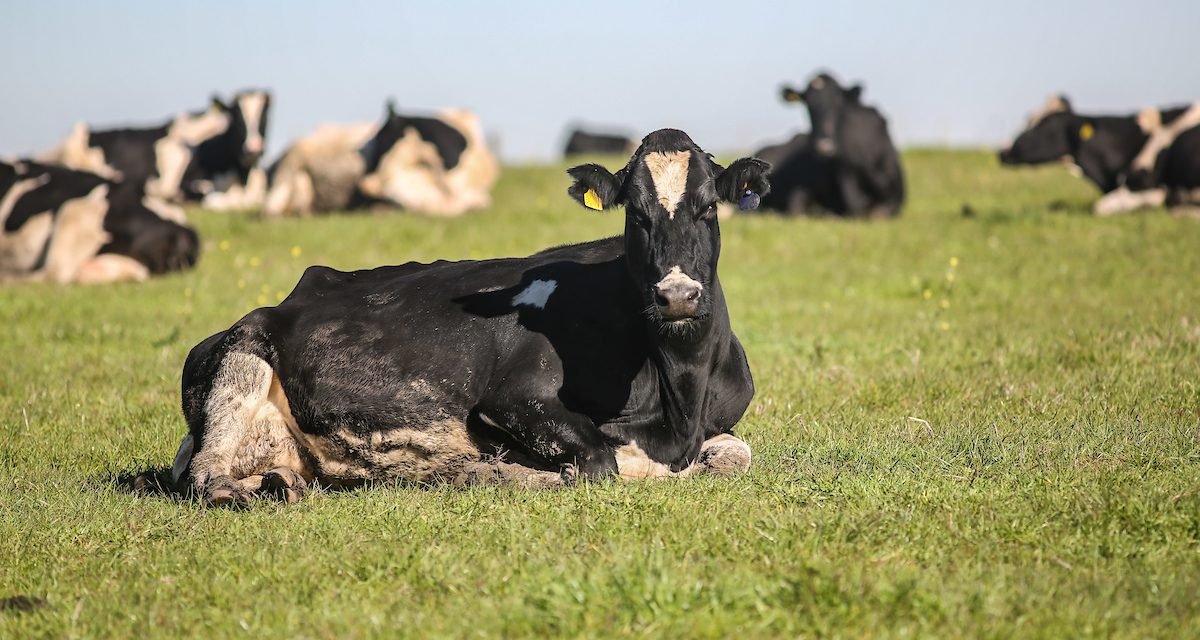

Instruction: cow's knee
[695,434,752,476]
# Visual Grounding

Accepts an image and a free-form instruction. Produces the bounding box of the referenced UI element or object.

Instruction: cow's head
[998,95,1079,165]
[567,129,769,330]
[221,89,271,168]
[781,72,863,157]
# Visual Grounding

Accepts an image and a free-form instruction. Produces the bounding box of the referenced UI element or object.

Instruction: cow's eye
[697,203,718,220]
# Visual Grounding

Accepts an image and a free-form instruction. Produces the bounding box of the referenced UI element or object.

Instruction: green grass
[2,149,1199,638]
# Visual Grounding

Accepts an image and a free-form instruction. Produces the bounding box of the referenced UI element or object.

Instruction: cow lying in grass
[172,129,768,506]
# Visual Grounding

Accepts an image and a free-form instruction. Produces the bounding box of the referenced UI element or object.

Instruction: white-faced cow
[998,95,1200,215]
[0,161,199,283]
[757,73,905,218]
[38,90,271,211]
[172,129,767,506]
[264,102,498,217]
[563,128,636,158]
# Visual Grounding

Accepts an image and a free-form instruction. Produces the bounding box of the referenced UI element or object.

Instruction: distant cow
[757,73,905,218]
[998,95,1200,214]
[264,102,498,217]
[171,128,768,506]
[563,128,636,157]
[39,90,271,211]
[0,161,199,283]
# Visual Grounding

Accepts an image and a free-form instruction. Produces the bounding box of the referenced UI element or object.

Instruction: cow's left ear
[716,158,772,210]
[210,95,228,112]
[846,85,863,102]
[781,86,805,103]
[567,164,625,211]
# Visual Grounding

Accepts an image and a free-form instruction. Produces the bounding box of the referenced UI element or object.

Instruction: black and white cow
[757,73,905,218]
[264,102,498,217]
[172,129,768,506]
[563,128,636,157]
[0,161,199,283]
[998,95,1200,214]
[39,90,271,210]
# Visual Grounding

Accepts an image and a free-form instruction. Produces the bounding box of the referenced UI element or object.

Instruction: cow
[998,95,1200,214]
[170,129,769,506]
[757,73,905,218]
[38,90,271,210]
[0,161,199,283]
[264,102,498,217]
[563,128,636,157]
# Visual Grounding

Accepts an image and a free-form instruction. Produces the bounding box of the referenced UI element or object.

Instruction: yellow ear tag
[583,188,603,210]
[1080,123,1095,141]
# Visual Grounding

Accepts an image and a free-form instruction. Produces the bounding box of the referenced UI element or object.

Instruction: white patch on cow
[614,440,675,479]
[263,122,376,217]
[40,184,111,283]
[147,136,191,201]
[0,211,54,276]
[1131,102,1200,172]
[511,279,557,309]
[1137,107,1163,134]
[0,174,50,225]
[237,92,268,156]
[293,419,481,484]
[75,254,150,284]
[655,266,703,293]
[171,108,232,145]
[172,434,195,484]
[1026,95,1071,128]
[1093,186,1167,216]
[643,150,690,218]
[142,196,188,224]
[202,167,267,211]
[37,122,122,180]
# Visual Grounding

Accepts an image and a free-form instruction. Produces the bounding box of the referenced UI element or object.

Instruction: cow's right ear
[210,95,229,112]
[567,164,624,211]
[385,99,398,118]
[781,86,805,104]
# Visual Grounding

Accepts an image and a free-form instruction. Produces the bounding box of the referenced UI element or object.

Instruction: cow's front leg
[691,433,752,476]
[453,460,576,489]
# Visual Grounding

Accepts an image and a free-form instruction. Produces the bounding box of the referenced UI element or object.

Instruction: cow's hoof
[203,476,252,508]
[261,467,308,504]
[697,435,752,476]
[559,463,578,485]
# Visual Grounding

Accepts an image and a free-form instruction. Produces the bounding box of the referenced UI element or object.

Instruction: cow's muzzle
[654,272,703,320]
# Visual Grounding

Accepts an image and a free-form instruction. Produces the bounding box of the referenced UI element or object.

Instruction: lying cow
[172,128,767,505]
[998,95,1200,214]
[1,161,199,283]
[563,128,636,157]
[264,102,498,217]
[758,73,905,218]
[38,90,271,211]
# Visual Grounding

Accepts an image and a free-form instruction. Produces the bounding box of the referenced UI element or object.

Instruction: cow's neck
[646,277,729,449]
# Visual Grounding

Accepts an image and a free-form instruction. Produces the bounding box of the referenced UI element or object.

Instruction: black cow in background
[999,95,1200,214]
[757,72,905,218]
[0,161,199,283]
[563,128,636,158]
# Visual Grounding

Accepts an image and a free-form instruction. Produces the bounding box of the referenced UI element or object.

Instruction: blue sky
[2,1,1198,161]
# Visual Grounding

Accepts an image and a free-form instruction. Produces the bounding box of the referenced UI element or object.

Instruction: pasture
[1,149,1198,638]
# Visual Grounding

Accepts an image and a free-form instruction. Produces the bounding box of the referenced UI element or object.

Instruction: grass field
[1,149,1199,638]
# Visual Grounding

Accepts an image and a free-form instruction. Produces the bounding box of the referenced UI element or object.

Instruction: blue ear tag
[738,190,760,210]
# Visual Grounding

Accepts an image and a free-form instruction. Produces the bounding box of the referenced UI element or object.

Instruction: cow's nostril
[654,290,670,307]
[685,288,700,301]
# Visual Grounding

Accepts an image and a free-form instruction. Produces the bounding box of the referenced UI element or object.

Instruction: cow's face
[226,90,271,167]
[999,95,1075,165]
[782,73,862,157]
[567,129,770,331]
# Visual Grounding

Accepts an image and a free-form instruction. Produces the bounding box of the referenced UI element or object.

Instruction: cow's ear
[385,99,398,118]
[716,158,772,210]
[781,86,805,104]
[846,85,863,102]
[210,95,228,112]
[567,164,624,211]
[1057,94,1073,113]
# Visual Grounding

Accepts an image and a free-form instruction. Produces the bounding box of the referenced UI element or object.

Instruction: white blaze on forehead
[655,266,702,292]
[238,92,268,155]
[643,150,690,218]
[511,279,557,309]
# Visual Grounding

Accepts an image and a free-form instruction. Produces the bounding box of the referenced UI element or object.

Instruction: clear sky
[2,1,1198,162]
